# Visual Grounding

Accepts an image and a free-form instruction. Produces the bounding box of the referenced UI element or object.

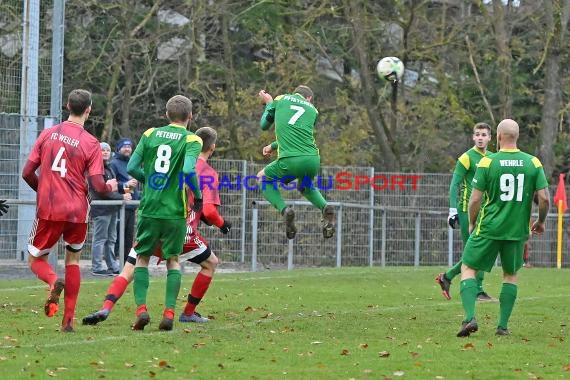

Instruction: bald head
[497,119,519,148]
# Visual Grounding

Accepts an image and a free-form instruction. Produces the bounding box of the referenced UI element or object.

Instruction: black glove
[219,221,232,234]
[200,214,213,226]
[448,208,459,229]
[192,198,203,213]
[0,200,8,216]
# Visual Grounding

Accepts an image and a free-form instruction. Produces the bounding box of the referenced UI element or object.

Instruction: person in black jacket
[89,142,131,276]
[110,138,140,262]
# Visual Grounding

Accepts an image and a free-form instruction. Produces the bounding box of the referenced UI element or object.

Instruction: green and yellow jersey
[260,92,319,158]
[449,147,493,213]
[133,124,202,220]
[471,149,549,240]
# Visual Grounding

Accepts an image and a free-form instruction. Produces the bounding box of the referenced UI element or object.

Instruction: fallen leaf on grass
[244,306,255,312]
[158,360,174,368]
[359,343,368,349]
[46,369,56,377]
[487,342,493,349]
[261,312,273,319]
[393,370,405,377]
[310,341,323,345]
[149,371,156,377]
[409,351,419,358]
[378,351,390,358]
[563,364,570,371]
[124,362,135,368]
[183,328,192,333]
[218,363,225,369]
[462,343,475,350]
[340,349,350,356]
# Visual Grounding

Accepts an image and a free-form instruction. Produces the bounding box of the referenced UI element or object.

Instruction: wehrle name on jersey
[499,160,524,167]
[50,132,80,148]
[156,130,183,140]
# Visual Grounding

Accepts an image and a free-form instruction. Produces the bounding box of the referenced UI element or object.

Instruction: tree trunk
[344,0,399,171]
[221,4,241,158]
[491,0,513,119]
[538,0,567,178]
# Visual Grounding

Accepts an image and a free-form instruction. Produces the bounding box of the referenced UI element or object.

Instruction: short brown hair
[166,95,192,123]
[294,85,313,100]
[473,122,491,134]
[195,127,217,152]
[67,89,92,116]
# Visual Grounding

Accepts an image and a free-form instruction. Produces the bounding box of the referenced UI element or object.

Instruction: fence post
[414,212,421,267]
[368,167,374,267]
[118,204,125,270]
[251,203,258,272]
[336,203,343,268]
[287,239,294,270]
[240,160,247,263]
[448,226,454,267]
[381,209,386,267]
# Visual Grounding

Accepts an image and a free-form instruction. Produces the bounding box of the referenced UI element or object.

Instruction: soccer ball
[376,57,405,81]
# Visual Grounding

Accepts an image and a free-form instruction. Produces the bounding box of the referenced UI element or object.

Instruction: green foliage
[5,1,568,173]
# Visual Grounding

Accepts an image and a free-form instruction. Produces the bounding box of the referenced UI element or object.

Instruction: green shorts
[462,234,526,274]
[133,216,186,260]
[264,155,320,186]
[458,209,470,244]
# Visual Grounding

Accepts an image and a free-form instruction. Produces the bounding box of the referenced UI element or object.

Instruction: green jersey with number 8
[134,125,202,220]
[262,92,319,158]
[471,149,549,240]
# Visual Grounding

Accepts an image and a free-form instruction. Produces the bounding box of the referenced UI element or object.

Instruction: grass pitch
[1,267,569,379]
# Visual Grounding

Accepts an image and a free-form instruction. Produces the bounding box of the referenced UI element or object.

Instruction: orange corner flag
[553,173,568,213]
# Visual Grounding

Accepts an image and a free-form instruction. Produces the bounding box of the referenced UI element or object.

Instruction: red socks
[62,264,80,328]
[183,272,212,315]
[30,259,57,289]
[102,276,129,311]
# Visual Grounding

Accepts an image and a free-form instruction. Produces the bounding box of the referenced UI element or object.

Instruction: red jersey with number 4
[28,121,104,223]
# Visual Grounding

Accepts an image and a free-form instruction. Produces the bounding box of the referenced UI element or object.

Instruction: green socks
[133,267,149,306]
[475,270,485,294]
[498,283,518,329]
[446,263,486,295]
[460,278,478,322]
[165,269,181,309]
[445,261,462,281]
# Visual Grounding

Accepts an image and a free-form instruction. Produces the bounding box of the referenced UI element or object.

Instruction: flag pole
[557,199,563,269]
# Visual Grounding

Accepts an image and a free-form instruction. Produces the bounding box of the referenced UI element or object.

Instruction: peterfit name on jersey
[50,132,80,148]
[282,94,313,108]
[156,130,183,140]
[499,160,524,167]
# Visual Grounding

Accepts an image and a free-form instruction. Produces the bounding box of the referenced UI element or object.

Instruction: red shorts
[28,218,88,257]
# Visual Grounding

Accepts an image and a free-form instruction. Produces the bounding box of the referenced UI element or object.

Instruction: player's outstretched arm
[202,203,231,234]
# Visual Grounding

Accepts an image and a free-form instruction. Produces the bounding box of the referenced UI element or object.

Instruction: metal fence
[1,158,569,270]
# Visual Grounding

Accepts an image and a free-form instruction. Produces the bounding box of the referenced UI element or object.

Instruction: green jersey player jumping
[257,85,335,240]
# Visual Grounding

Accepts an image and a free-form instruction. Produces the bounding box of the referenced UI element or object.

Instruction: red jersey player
[82,126,231,326]
[22,89,117,332]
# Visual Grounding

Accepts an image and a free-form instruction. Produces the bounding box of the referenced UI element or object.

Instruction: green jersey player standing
[456,118,549,337]
[437,123,493,301]
[257,85,335,240]
[127,94,203,332]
